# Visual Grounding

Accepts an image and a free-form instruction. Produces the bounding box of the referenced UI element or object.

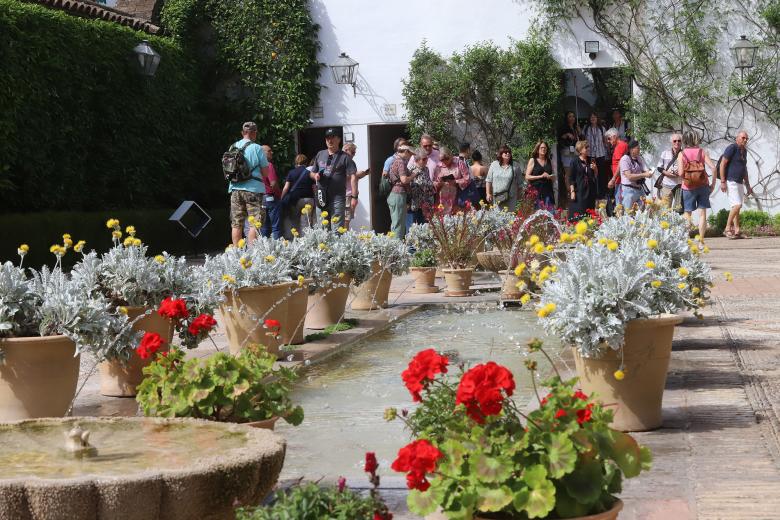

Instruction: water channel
[278,303,561,480]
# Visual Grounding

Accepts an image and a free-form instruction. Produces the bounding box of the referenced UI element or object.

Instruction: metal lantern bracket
[169,201,212,238]
[731,35,758,79]
[329,52,359,96]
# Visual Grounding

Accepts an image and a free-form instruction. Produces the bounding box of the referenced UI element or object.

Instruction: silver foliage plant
[199,238,293,293]
[361,231,411,276]
[406,223,436,252]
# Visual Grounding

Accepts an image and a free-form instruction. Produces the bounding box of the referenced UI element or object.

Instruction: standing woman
[408,148,436,224]
[568,140,598,220]
[524,141,555,209]
[678,130,718,241]
[584,112,609,198]
[558,111,582,208]
[618,140,653,209]
[433,146,469,214]
[486,145,522,210]
[280,154,315,238]
[470,150,488,205]
[612,109,630,141]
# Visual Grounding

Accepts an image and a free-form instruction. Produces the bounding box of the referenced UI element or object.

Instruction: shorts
[682,186,711,212]
[230,190,265,229]
[727,181,745,207]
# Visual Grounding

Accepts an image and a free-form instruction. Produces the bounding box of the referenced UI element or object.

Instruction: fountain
[0,417,286,520]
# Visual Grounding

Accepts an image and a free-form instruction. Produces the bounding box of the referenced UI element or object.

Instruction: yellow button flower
[559,232,570,243]
[126,226,136,236]
[118,306,128,315]
[337,226,347,233]
[387,231,396,238]
[332,215,341,223]
[598,238,608,245]
[73,240,86,253]
[520,294,531,305]
[678,267,689,277]
[646,261,656,269]
[677,283,687,290]
[112,230,122,240]
[724,272,733,282]
[222,274,236,284]
[613,369,626,380]
[238,238,246,248]
[291,228,299,237]
[338,272,346,279]
[533,243,545,254]
[529,235,540,246]
[265,255,276,262]
[106,218,120,229]
[318,243,327,251]
[49,244,59,253]
[546,245,554,251]
[62,233,71,240]
[703,246,710,253]
[575,221,588,235]
[18,244,29,255]
[536,302,556,318]
[692,287,701,295]
[514,263,527,276]
[647,239,658,249]
[651,280,662,288]
[132,238,141,246]
[123,237,134,247]
[321,211,329,218]
[660,221,669,229]
[297,275,305,286]
[607,241,618,251]
[154,255,165,264]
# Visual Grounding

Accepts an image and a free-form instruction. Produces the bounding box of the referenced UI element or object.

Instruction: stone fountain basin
[0,417,286,520]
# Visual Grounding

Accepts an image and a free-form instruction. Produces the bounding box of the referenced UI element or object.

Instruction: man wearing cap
[312,128,357,227]
[229,122,269,246]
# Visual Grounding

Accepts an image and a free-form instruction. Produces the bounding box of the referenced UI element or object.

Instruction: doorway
[367,123,409,233]
[562,68,632,128]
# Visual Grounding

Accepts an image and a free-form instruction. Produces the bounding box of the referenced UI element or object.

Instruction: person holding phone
[568,140,598,220]
[433,147,469,214]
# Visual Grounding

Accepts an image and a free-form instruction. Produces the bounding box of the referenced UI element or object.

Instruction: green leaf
[472,453,513,483]
[562,452,604,503]
[407,488,439,516]
[439,439,467,475]
[541,432,577,478]
[513,479,556,519]
[476,485,513,512]
[522,464,548,488]
[554,485,591,518]
[284,406,304,426]
[602,431,646,478]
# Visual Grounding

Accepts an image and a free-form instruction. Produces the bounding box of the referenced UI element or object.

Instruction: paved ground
[71,238,780,519]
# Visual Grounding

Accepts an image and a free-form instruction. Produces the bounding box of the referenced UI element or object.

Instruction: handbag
[315,181,327,209]
[280,167,308,208]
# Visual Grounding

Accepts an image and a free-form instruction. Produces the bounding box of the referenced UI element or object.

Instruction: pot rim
[410,266,437,271]
[627,313,684,328]
[0,334,75,345]
[226,281,297,295]
[442,268,475,274]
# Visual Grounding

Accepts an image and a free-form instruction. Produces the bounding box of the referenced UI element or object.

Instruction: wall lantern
[329,52,359,96]
[133,40,161,77]
[584,41,600,60]
[731,35,758,70]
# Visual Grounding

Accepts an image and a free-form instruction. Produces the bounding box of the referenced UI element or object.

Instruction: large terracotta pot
[304,275,353,330]
[281,280,311,346]
[99,306,173,397]
[427,499,623,520]
[0,335,79,421]
[443,268,475,297]
[410,267,439,294]
[499,270,524,300]
[573,314,683,431]
[351,262,393,310]
[219,282,295,357]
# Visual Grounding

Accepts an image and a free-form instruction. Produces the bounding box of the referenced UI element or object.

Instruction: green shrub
[708,209,729,233]
[411,248,437,268]
[236,482,381,520]
[739,210,772,230]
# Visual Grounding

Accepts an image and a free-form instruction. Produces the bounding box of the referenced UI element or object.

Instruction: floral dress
[409,165,435,213]
[434,160,469,214]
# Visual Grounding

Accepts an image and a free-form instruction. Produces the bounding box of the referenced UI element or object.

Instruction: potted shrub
[352,232,410,310]
[409,248,439,294]
[235,453,393,519]
[136,343,303,430]
[0,247,137,420]
[538,208,711,431]
[386,341,651,519]
[428,207,486,296]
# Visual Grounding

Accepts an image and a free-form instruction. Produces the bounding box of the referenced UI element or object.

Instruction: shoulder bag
[281,168,309,208]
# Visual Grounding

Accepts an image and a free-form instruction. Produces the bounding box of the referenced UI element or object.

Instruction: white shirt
[657,149,681,188]
[584,125,607,158]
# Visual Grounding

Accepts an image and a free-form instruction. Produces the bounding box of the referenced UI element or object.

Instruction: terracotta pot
[304,275,353,330]
[573,314,683,431]
[351,262,393,310]
[244,416,280,430]
[281,280,311,346]
[476,250,508,273]
[499,270,524,300]
[219,282,295,358]
[0,335,79,421]
[99,306,173,397]
[443,268,475,297]
[469,499,623,520]
[410,267,439,294]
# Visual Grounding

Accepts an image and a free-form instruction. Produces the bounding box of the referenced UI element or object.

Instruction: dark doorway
[297,126,343,165]
[562,68,632,127]
[367,123,409,233]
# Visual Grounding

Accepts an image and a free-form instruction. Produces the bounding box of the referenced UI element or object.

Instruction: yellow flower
[559,232,570,243]
[291,228,299,237]
[646,261,656,269]
[332,215,341,223]
[536,302,556,318]
[613,369,625,381]
[607,241,618,251]
[586,240,593,247]
[598,238,608,245]
[322,219,330,226]
[533,243,545,254]
[514,263,527,276]
[239,256,252,269]
[132,238,141,246]
[529,235,540,246]
[73,240,86,253]
[265,255,276,262]
[546,245,554,252]
[551,265,558,273]
[318,242,327,251]
[575,221,588,235]
[62,233,71,240]
[515,280,527,291]
[301,206,311,215]
[112,230,122,240]
[123,237,134,247]
[703,246,710,254]
[49,244,59,253]
[238,238,246,248]
[677,283,687,290]
[520,294,531,305]
[321,211,329,218]
[678,267,689,277]
[646,239,658,249]
[248,215,256,224]
[587,219,594,225]
[660,221,669,229]
[694,234,701,241]
[222,274,236,284]
[338,272,346,279]
[106,218,119,229]
[18,244,29,255]
[598,202,606,209]
[651,280,662,288]
[126,226,136,236]
[337,226,347,234]
[538,271,550,283]
[297,275,305,286]
[724,272,733,282]
[387,231,396,238]
[118,306,128,315]
[154,255,165,264]
[225,244,234,252]
[692,287,701,295]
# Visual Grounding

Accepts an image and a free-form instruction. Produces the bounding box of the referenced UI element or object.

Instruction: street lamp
[731,35,758,72]
[329,52,359,96]
[133,40,161,77]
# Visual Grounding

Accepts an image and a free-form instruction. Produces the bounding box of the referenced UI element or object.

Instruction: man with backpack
[719,131,753,239]
[224,122,270,246]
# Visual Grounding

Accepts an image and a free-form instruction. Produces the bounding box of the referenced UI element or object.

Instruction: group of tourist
[227,114,753,245]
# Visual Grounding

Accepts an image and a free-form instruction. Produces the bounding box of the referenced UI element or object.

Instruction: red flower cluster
[364,451,378,475]
[455,362,515,423]
[136,332,165,360]
[188,314,217,336]
[158,297,189,320]
[577,406,593,425]
[391,439,443,491]
[573,390,588,400]
[264,318,281,331]
[401,349,449,402]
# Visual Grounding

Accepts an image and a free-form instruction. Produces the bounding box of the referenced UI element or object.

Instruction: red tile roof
[24,0,162,35]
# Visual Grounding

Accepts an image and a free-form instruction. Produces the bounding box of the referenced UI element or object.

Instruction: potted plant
[428,207,487,296]
[352,232,410,310]
[235,452,393,519]
[538,207,711,431]
[136,343,303,430]
[1,246,137,420]
[409,248,439,294]
[386,341,651,519]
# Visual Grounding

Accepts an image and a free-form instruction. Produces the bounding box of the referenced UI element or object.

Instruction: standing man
[228,122,269,246]
[657,133,683,206]
[312,128,357,227]
[260,144,283,239]
[407,134,440,182]
[342,142,369,229]
[719,130,753,238]
[606,128,629,209]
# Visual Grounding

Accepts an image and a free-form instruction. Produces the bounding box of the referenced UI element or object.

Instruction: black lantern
[731,35,758,70]
[329,52,359,95]
[133,40,161,77]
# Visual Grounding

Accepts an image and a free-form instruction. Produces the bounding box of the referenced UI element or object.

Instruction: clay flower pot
[573,314,683,431]
[498,270,524,300]
[219,282,295,358]
[442,268,475,297]
[99,306,173,397]
[304,275,353,330]
[245,416,280,430]
[0,335,79,421]
[351,262,393,310]
[428,500,623,520]
[410,267,438,294]
[281,279,311,346]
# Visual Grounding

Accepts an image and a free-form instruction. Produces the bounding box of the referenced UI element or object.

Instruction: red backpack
[682,149,708,188]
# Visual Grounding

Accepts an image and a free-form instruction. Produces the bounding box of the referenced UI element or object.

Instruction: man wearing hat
[312,128,357,227]
[229,122,269,246]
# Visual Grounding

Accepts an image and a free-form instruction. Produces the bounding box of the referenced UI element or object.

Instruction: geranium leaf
[522,464,548,488]
[603,431,644,478]
[473,453,513,483]
[476,485,513,512]
[407,488,438,516]
[542,432,577,478]
[525,479,556,519]
[439,439,467,475]
[562,452,604,503]
[554,485,591,518]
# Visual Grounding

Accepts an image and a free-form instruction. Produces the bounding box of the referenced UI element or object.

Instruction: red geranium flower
[391,439,443,491]
[188,314,217,336]
[455,362,515,423]
[364,452,378,475]
[401,349,449,402]
[158,297,189,320]
[136,332,165,360]
[264,318,281,331]
[573,390,588,400]
[576,406,593,425]
[555,408,567,419]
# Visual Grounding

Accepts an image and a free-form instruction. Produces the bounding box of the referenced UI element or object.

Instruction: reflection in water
[279,304,559,479]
